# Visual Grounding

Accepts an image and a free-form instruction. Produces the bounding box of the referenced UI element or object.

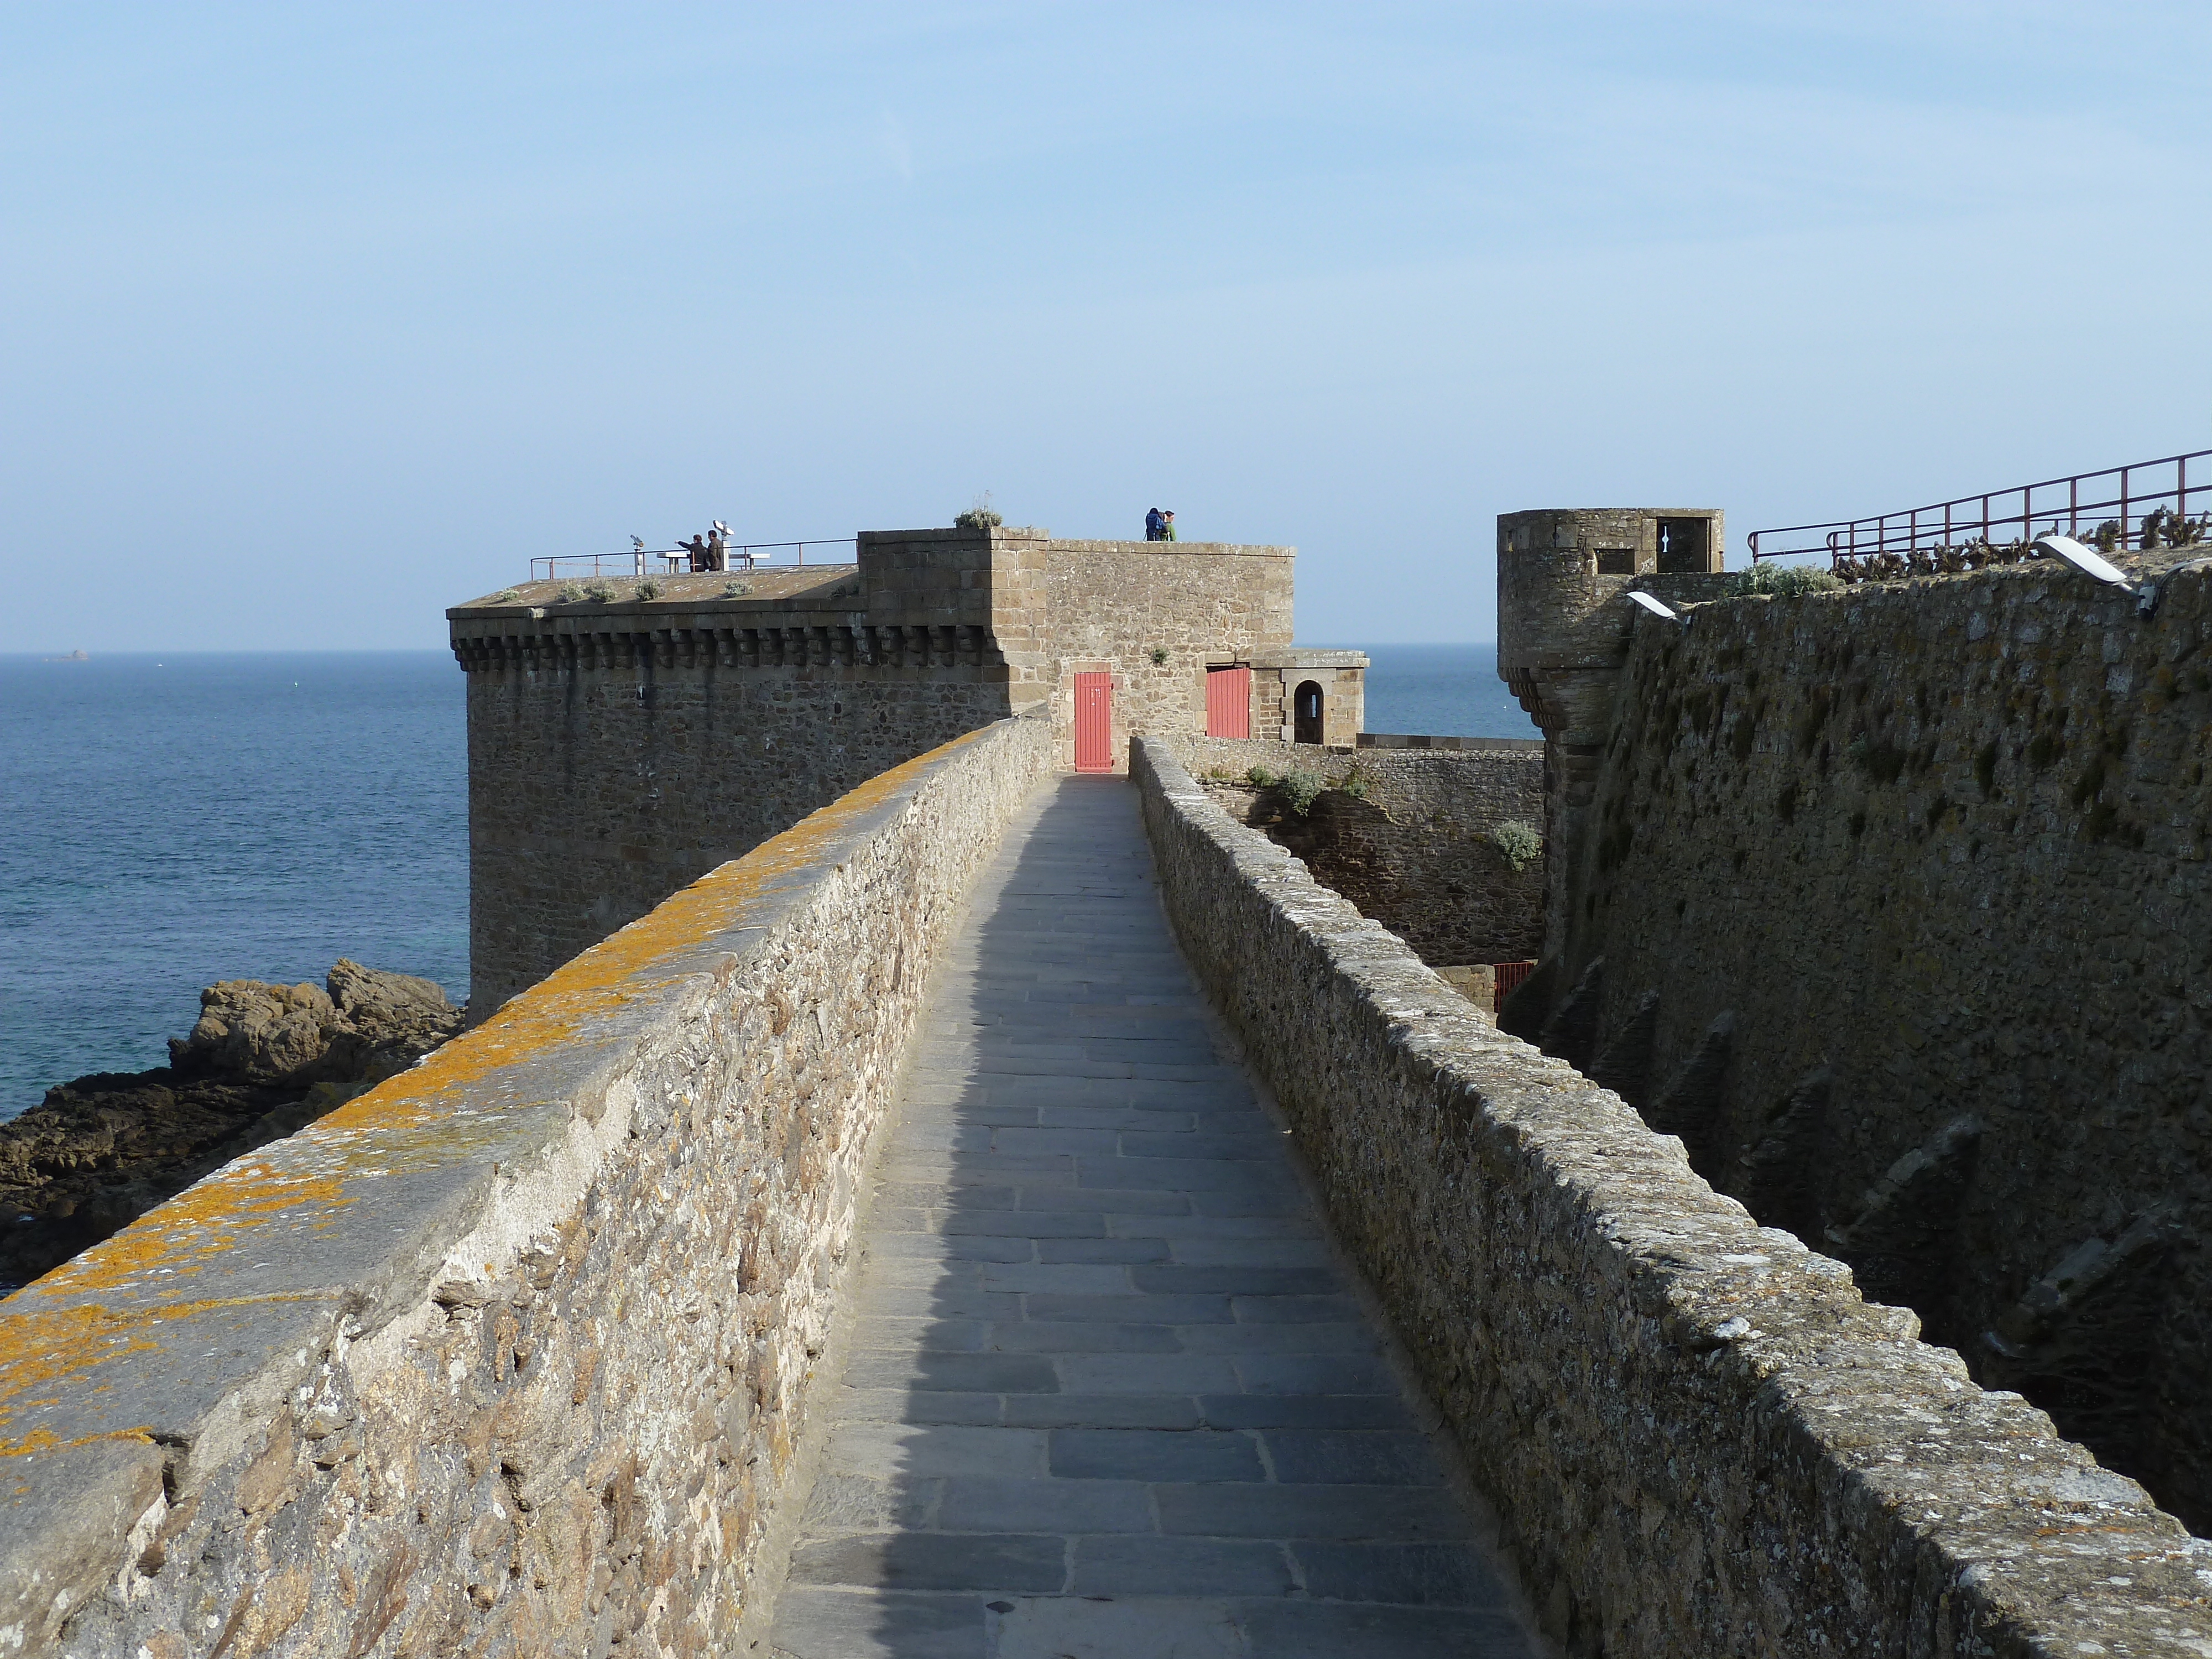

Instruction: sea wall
[0,713,1054,1658]
[1542,559,2212,1530]
[1131,736,2210,1658]
[456,601,1014,1015]
[1160,734,1545,968]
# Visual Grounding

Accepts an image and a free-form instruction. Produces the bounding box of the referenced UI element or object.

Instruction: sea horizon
[2,643,1535,1118]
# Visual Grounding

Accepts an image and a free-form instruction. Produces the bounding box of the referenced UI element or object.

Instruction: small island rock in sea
[0,959,461,1292]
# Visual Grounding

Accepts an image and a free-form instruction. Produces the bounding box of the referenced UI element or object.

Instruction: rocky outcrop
[167,959,459,1088]
[0,961,461,1293]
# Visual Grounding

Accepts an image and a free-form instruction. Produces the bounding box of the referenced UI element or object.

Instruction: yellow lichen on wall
[0,723,995,1420]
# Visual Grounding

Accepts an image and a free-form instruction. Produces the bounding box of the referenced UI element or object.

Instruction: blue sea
[0,643,1529,1119]
[1,653,469,1120]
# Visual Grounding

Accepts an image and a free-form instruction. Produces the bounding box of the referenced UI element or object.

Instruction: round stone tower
[1496,507,1725,957]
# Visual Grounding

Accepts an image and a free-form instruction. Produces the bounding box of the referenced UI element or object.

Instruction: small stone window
[1657,518,1710,573]
[1594,547,1636,575]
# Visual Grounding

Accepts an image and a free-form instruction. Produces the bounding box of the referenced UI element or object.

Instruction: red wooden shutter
[1073,673,1113,771]
[1205,665,1251,738]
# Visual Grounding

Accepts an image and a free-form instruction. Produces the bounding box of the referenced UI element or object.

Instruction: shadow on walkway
[765,774,1535,1658]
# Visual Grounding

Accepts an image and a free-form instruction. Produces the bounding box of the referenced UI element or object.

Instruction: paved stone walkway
[764,776,1536,1658]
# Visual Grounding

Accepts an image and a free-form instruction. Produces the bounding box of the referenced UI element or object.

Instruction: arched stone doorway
[1293,680,1323,744]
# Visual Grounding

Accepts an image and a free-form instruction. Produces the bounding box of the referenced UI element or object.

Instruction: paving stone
[1049,1428,1264,1482]
[877,1183,1014,1211]
[833,1390,1007,1426]
[1175,1321,1377,1355]
[842,1350,1060,1395]
[1198,1394,1415,1430]
[1232,1599,1531,1656]
[990,1127,1126,1155]
[1038,1105,1197,1130]
[827,1423,1048,1479]
[1117,1133,1284,1160]
[1227,1294,1365,1323]
[1070,1535,1293,1596]
[1259,1431,1447,1486]
[1291,1541,1512,1608]
[800,1473,941,1534]
[787,1531,1066,1592]
[1000,1394,1206,1430]
[1164,1237,1338,1269]
[1234,1354,1397,1395]
[766,780,1533,1659]
[978,1263,1133,1295]
[855,1284,1022,1321]
[1035,1238,1171,1264]
[870,1232,1036,1263]
[1023,1293,1233,1325]
[1079,1156,1301,1194]
[858,1317,987,1353]
[769,1588,987,1659]
[1021,1185,1190,1215]
[935,1477,1153,1535]
[985,1321,1181,1354]
[1116,1214,1320,1239]
[930,1211,1109,1239]
[1130,1265,1344,1296]
[1154,1483,1473,1541]
[1055,1354,1242,1395]
[986,1595,1242,1658]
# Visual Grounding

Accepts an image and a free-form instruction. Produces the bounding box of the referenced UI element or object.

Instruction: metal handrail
[1749,450,2211,565]
[529,539,858,583]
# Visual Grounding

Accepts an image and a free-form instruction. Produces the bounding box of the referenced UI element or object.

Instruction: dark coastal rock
[0,961,461,1293]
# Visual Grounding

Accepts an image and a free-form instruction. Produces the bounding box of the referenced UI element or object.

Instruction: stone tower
[1495,508,1725,954]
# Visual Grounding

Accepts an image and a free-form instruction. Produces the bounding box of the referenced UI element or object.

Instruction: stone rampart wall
[1160,734,1545,967]
[0,714,1055,1658]
[461,646,1012,1014]
[1131,736,2209,1659]
[1546,560,2212,1530]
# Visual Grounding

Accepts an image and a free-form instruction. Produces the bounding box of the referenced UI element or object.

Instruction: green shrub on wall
[1279,768,1324,816]
[1490,818,1543,871]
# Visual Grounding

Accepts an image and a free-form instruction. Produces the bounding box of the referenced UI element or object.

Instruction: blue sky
[3,3,2206,650]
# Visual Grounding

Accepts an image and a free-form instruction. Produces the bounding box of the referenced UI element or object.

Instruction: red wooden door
[1073,672,1113,771]
[1205,665,1251,738]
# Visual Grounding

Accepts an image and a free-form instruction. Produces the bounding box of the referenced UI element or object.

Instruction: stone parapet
[1539,556,2212,1530]
[0,714,1056,1658]
[1131,735,2209,1659]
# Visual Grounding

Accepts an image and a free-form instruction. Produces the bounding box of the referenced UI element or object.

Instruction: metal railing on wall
[1749,450,2211,567]
[528,539,859,583]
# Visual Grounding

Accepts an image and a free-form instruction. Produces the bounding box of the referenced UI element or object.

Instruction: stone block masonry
[452,527,1329,1017]
[1537,556,2212,1533]
[1133,735,2212,1658]
[1160,734,1545,970]
[0,713,1054,1658]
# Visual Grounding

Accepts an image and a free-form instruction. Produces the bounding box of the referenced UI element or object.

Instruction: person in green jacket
[1161,510,1177,541]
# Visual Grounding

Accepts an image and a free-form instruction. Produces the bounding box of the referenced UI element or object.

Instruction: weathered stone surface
[754,777,1534,1656]
[0,713,1054,1657]
[1536,556,2212,1525]
[1134,737,2212,1659]
[1161,734,1544,970]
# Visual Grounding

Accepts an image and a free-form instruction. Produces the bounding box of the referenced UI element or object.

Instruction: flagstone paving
[764,775,1538,1658]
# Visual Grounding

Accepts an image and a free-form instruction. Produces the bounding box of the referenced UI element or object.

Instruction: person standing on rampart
[1145,507,1165,541]
[1161,509,1177,542]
